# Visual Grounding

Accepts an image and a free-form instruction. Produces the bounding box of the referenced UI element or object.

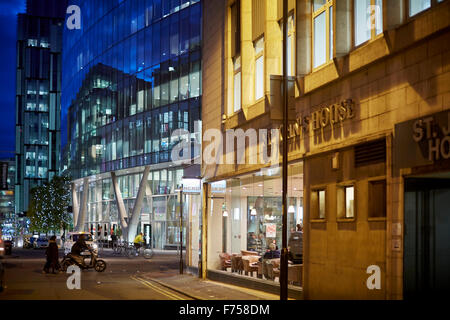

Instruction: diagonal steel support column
[111,171,129,241]
[71,183,80,228]
[127,166,151,243]
[75,178,89,232]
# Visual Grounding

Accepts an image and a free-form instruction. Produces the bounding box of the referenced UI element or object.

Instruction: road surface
[0,247,193,300]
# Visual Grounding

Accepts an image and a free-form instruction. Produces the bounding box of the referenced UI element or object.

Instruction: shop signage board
[394,110,450,170]
[0,162,8,191]
[211,180,226,193]
[182,178,201,194]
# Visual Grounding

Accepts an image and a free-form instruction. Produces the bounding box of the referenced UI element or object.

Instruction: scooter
[61,249,107,273]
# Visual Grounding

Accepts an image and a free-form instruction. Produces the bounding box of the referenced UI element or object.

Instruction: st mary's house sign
[394,110,450,170]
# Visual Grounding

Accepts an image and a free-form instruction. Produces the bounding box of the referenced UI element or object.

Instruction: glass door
[152,221,166,250]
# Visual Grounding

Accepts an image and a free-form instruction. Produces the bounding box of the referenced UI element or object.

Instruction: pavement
[0,248,282,300]
[0,248,191,300]
[140,273,282,300]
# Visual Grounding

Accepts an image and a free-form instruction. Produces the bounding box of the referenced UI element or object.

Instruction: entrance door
[404,178,450,299]
[152,222,165,250]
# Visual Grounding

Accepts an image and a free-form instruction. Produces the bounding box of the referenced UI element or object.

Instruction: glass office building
[15,0,67,215]
[63,0,202,254]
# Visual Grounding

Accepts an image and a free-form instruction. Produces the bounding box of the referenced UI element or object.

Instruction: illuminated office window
[233,56,242,113]
[337,185,355,219]
[311,188,326,219]
[409,0,431,16]
[313,0,333,69]
[285,15,296,76]
[254,37,264,101]
[354,0,383,47]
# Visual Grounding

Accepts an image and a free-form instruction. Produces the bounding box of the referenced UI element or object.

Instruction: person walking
[111,232,118,249]
[43,236,60,274]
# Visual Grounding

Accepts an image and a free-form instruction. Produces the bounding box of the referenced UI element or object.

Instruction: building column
[71,183,79,228]
[296,0,312,76]
[266,0,282,80]
[75,178,89,232]
[111,172,129,241]
[241,0,254,109]
[335,0,351,58]
[95,180,103,239]
[127,166,151,243]
[385,0,404,30]
[201,182,208,280]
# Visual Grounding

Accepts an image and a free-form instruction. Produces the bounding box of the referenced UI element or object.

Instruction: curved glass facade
[62,1,202,254]
[63,0,202,179]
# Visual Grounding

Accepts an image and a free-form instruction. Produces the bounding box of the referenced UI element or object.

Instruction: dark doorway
[404,178,450,300]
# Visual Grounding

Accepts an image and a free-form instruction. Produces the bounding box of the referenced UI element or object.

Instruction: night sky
[0,0,25,159]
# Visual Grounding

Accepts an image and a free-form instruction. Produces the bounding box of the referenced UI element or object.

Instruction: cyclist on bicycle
[133,232,144,252]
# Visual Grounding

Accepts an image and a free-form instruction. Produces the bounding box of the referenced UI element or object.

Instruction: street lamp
[178,186,184,275]
[280,0,289,301]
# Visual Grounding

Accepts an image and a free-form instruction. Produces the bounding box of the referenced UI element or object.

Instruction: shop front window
[207,163,303,286]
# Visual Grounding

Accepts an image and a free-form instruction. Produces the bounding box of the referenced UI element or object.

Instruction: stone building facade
[201,0,450,299]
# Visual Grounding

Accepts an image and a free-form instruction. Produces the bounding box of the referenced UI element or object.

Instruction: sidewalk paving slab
[141,273,280,300]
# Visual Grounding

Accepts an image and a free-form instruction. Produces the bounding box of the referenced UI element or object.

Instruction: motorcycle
[61,249,107,273]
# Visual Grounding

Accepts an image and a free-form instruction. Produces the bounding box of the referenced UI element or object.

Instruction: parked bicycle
[113,241,132,256]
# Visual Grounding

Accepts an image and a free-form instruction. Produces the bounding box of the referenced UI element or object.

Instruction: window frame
[407,0,444,19]
[367,178,387,221]
[233,55,242,113]
[286,14,296,77]
[311,186,327,221]
[352,0,384,49]
[312,0,334,70]
[228,0,242,115]
[337,182,356,222]
[254,36,265,102]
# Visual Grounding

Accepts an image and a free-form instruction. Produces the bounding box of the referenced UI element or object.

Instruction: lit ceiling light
[250,208,257,216]
[288,205,295,213]
[222,210,228,217]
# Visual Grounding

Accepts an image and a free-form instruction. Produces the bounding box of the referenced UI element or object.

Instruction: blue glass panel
[145,0,154,26]
[152,22,161,65]
[145,26,153,68]
[190,3,201,51]
[137,30,146,72]
[180,9,190,55]
[163,0,171,17]
[153,0,162,20]
[161,19,170,62]
[130,34,137,74]
[170,13,180,58]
